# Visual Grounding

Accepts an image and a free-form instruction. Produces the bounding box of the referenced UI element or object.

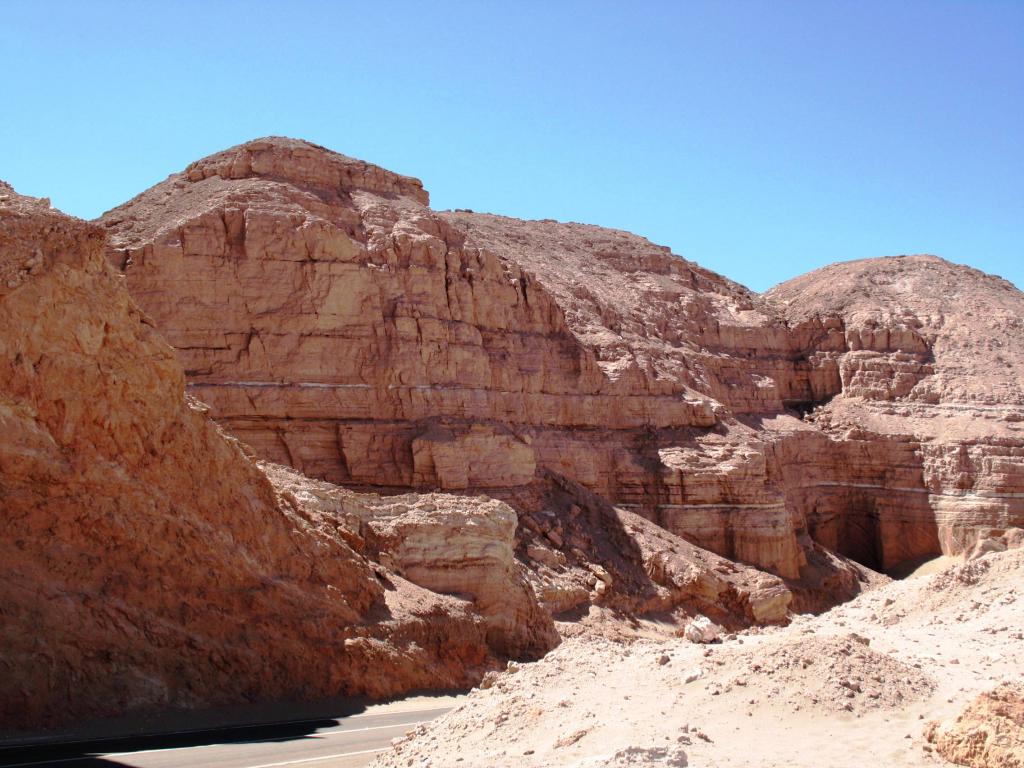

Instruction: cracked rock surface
[101,137,1024,592]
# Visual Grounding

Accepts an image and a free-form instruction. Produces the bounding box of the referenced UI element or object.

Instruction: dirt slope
[374,547,1024,768]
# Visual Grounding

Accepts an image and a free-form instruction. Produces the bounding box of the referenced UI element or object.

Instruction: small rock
[684,615,722,644]
[554,729,589,748]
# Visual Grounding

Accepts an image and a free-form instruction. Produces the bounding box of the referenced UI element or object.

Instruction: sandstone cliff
[99,137,1024,593]
[8,137,1021,733]
[0,182,558,732]
[767,256,1024,569]
[98,138,813,582]
[3,178,793,734]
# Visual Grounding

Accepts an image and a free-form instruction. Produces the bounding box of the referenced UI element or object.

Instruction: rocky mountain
[767,256,1024,569]
[0,178,782,733]
[3,135,1021,733]
[0,182,560,731]
[101,137,1023,589]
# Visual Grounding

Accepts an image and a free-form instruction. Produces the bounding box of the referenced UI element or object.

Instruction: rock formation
[2,178,794,734]
[925,683,1024,768]
[0,182,560,732]
[99,137,1024,590]
[7,135,1024,735]
[95,138,807,584]
[768,256,1024,569]
[371,545,1024,768]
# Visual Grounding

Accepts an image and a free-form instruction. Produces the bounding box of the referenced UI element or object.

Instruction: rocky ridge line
[101,137,1024,590]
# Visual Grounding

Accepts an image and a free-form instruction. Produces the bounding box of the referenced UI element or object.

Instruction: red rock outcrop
[0,182,559,732]
[98,139,809,580]
[3,179,795,734]
[98,138,1024,589]
[265,465,555,658]
[767,256,1024,569]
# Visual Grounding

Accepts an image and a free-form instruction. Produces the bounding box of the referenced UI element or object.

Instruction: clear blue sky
[3,1,1021,291]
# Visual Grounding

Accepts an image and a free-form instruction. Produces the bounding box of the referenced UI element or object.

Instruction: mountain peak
[183,136,428,205]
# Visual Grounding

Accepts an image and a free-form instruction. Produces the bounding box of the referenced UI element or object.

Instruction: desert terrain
[375,545,1024,768]
[2,138,1021,766]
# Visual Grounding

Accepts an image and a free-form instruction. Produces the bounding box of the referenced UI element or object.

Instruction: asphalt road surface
[1,701,455,768]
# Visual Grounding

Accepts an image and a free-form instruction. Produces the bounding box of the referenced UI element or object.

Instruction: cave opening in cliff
[835,510,884,572]
[828,508,944,578]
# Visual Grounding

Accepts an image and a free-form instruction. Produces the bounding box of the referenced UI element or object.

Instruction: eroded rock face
[507,471,794,626]
[265,467,558,658]
[768,256,1024,569]
[99,139,809,578]
[925,683,1024,768]
[0,183,556,732]
[4,178,793,734]
[99,138,1024,585]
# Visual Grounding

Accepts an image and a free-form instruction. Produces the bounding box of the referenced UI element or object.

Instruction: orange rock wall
[0,182,557,732]
[102,139,1024,580]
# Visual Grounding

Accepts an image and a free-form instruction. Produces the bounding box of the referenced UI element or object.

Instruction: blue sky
[2,1,1021,291]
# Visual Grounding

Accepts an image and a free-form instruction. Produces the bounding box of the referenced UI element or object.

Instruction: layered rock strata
[3,180,792,733]
[768,256,1024,569]
[99,138,1024,583]
[0,183,559,732]
[100,139,815,579]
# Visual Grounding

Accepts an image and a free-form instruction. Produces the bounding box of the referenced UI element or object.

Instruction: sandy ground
[373,549,1023,767]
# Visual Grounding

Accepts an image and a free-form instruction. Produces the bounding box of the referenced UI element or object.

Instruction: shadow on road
[0,717,341,767]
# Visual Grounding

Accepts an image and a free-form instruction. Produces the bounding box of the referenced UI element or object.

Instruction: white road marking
[243,747,387,768]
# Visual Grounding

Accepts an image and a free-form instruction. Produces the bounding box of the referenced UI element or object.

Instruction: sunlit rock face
[19,138,1023,734]
[101,138,1024,581]
[768,255,1024,569]
[0,181,557,732]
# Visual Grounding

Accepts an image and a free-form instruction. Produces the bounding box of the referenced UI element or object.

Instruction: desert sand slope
[374,547,1024,768]
[0,181,556,733]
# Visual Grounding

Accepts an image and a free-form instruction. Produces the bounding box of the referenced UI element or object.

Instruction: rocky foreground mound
[926,683,1024,768]
[374,546,1024,767]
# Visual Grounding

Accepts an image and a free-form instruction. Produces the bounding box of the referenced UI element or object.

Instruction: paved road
[1,703,454,768]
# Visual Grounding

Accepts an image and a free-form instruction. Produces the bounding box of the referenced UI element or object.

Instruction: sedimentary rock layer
[4,179,791,733]
[100,137,1024,581]
[0,182,558,731]
[768,256,1024,568]
[100,139,809,578]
